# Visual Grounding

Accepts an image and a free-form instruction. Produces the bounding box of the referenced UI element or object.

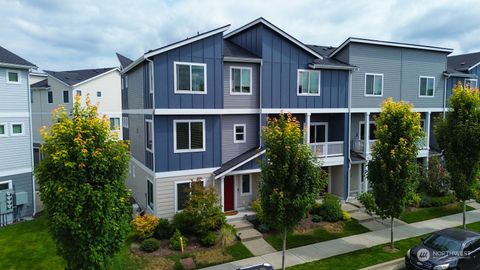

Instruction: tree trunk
[390,216,394,249]
[463,200,467,229]
[282,228,287,270]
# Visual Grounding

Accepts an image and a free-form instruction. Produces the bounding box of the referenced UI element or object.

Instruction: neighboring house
[30,67,122,165]
[0,45,37,224]
[446,52,480,101]
[121,17,458,219]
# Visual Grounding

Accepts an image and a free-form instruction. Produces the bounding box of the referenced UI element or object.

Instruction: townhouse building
[122,17,457,219]
[30,67,122,165]
[446,51,480,100]
[0,45,37,223]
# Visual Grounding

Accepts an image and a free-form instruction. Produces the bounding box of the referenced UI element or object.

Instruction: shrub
[406,193,422,208]
[219,224,236,247]
[311,215,323,223]
[200,231,218,247]
[342,211,351,221]
[132,214,159,239]
[169,229,188,251]
[420,194,456,207]
[358,192,378,215]
[258,224,270,233]
[419,157,450,196]
[154,218,174,240]
[309,202,323,216]
[320,194,343,222]
[172,211,195,235]
[251,199,264,223]
[140,238,160,252]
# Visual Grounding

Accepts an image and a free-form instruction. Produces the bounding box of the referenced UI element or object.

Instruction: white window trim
[122,116,129,128]
[6,70,21,84]
[174,179,206,212]
[359,121,376,140]
[418,76,435,98]
[145,119,153,153]
[173,119,206,153]
[0,122,7,137]
[297,69,321,96]
[229,66,253,95]
[173,61,207,94]
[465,78,478,89]
[364,73,384,97]
[63,90,70,103]
[146,178,154,211]
[0,180,13,190]
[110,117,121,131]
[96,91,102,98]
[10,122,25,136]
[233,124,246,143]
[309,122,329,143]
[47,90,54,104]
[240,174,252,196]
[149,61,154,94]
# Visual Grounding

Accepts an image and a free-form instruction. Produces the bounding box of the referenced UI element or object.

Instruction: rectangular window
[230,67,252,94]
[176,180,204,211]
[0,180,12,191]
[47,91,53,104]
[110,118,120,131]
[96,91,102,97]
[465,79,478,89]
[122,116,129,128]
[33,148,41,166]
[365,73,383,96]
[0,123,6,137]
[76,90,82,96]
[298,70,320,95]
[31,90,33,103]
[241,174,251,195]
[145,120,153,151]
[174,120,205,153]
[419,76,435,97]
[360,122,376,140]
[174,62,206,94]
[6,70,20,83]
[234,124,246,143]
[125,75,128,88]
[63,90,69,103]
[147,179,154,209]
[309,123,327,143]
[11,123,24,136]
[149,61,154,94]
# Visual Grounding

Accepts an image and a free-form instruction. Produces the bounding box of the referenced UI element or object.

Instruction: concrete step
[229,220,254,232]
[342,203,361,213]
[237,228,263,242]
[350,211,376,222]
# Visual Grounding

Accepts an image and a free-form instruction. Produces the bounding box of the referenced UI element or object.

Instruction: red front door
[224,176,234,211]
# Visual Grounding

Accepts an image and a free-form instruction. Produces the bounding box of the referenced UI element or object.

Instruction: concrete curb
[359,258,404,270]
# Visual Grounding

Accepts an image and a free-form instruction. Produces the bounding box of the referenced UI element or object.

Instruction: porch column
[305,112,311,143]
[364,112,370,157]
[425,111,431,167]
[220,177,225,212]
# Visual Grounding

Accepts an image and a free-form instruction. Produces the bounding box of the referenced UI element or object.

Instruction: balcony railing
[351,139,376,153]
[310,141,344,157]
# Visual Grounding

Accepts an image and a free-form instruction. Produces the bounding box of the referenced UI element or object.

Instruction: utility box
[15,191,28,206]
[0,189,14,214]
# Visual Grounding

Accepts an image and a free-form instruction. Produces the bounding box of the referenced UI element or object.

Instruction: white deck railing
[310,141,344,157]
[352,139,428,153]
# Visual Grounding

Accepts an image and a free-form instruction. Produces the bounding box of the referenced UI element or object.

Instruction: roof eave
[122,56,145,74]
[309,63,357,70]
[468,61,480,71]
[223,57,262,63]
[443,71,478,78]
[72,67,119,87]
[0,62,37,70]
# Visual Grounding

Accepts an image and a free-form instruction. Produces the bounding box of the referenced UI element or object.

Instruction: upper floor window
[419,76,435,97]
[297,70,320,96]
[360,122,376,140]
[0,123,6,137]
[63,90,69,103]
[76,90,82,96]
[47,91,53,104]
[11,123,24,136]
[125,75,128,89]
[174,62,206,94]
[234,124,246,143]
[96,91,102,98]
[6,70,20,84]
[122,116,129,128]
[110,118,120,131]
[145,119,153,152]
[230,67,252,94]
[365,73,383,96]
[174,119,205,153]
[465,79,478,89]
[149,62,154,94]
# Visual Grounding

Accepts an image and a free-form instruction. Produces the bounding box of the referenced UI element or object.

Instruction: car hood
[410,243,458,267]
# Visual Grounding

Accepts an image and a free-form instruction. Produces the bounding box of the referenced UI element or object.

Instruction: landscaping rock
[180,257,196,270]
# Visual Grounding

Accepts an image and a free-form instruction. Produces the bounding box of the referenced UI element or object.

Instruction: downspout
[259,60,263,148]
[27,69,36,217]
[146,58,156,214]
[346,69,353,201]
[443,74,449,119]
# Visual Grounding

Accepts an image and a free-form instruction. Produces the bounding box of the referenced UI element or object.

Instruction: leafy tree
[35,96,131,269]
[260,113,327,269]
[367,98,423,249]
[419,156,450,196]
[436,82,480,228]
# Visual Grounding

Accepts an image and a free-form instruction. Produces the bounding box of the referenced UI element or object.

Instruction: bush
[342,211,351,221]
[154,218,174,240]
[309,202,323,216]
[172,211,195,235]
[169,229,188,251]
[419,157,450,196]
[311,215,323,223]
[420,194,456,207]
[258,224,270,233]
[406,193,422,208]
[219,224,236,247]
[200,231,218,247]
[251,199,264,223]
[320,194,343,222]
[140,238,160,252]
[132,214,159,239]
[358,192,378,215]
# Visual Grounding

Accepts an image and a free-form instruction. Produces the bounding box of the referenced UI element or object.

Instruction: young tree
[367,98,423,249]
[35,96,131,269]
[260,113,327,270]
[436,82,480,228]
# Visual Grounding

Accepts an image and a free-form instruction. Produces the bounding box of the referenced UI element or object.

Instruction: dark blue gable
[153,33,223,109]
[228,24,263,57]
[446,76,466,101]
[154,115,222,172]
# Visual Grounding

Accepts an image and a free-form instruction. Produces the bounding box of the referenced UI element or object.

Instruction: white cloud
[0,0,476,70]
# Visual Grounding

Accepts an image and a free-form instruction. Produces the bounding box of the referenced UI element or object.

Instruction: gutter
[145,57,156,214]
[259,59,263,148]
[309,63,356,71]
[27,68,36,217]
[346,68,353,201]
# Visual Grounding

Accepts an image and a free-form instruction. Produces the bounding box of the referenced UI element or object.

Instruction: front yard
[399,202,475,223]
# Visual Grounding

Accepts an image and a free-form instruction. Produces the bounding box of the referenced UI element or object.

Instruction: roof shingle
[44,67,117,86]
[0,45,36,68]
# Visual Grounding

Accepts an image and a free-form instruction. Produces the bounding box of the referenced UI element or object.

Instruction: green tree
[367,98,423,249]
[436,82,480,228]
[260,113,327,270]
[35,96,131,269]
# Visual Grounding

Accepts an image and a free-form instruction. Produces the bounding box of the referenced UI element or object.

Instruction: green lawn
[399,203,475,223]
[264,219,370,250]
[288,220,480,270]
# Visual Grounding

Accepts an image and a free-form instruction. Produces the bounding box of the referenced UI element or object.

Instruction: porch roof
[214,148,265,179]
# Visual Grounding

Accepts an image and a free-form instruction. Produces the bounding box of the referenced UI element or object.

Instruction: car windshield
[423,234,462,252]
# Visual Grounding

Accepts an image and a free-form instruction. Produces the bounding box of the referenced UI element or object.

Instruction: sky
[1,0,479,71]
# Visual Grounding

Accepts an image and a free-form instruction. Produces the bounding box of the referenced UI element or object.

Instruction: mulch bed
[131,235,215,257]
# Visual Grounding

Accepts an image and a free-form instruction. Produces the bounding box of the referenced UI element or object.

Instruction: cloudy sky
[1,0,478,71]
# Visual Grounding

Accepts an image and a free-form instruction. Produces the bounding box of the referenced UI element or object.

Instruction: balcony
[310,141,344,166]
[352,139,429,158]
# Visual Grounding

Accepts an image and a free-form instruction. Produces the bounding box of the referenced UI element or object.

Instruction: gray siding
[127,64,145,110]
[0,117,32,171]
[0,172,34,217]
[221,115,259,163]
[223,62,260,108]
[128,114,146,164]
[0,68,29,112]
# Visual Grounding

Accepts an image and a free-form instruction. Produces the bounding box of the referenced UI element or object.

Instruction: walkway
[203,208,480,269]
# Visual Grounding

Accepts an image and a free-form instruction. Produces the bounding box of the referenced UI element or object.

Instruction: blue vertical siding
[228,24,263,57]
[153,33,223,109]
[343,113,350,200]
[234,156,261,171]
[446,76,464,101]
[154,115,222,172]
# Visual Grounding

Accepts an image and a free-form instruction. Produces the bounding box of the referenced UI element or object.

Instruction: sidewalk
[202,209,480,270]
